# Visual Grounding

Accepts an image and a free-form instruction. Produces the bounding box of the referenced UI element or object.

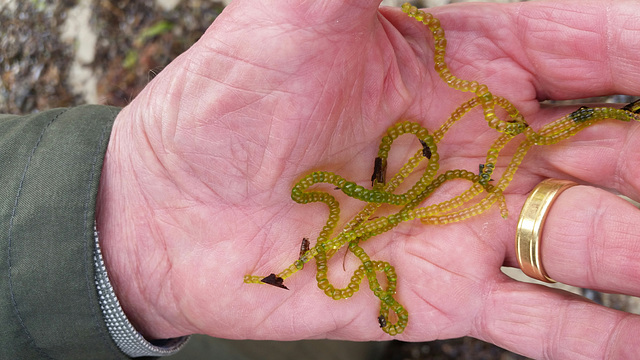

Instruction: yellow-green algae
[244,3,640,336]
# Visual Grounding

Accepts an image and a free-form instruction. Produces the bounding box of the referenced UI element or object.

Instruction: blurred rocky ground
[1,0,224,112]
[1,1,637,359]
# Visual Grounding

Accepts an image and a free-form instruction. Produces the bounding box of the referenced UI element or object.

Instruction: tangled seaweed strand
[244,3,640,336]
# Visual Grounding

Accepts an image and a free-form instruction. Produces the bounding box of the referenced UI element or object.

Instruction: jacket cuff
[94,223,189,357]
[0,105,124,359]
[0,105,185,359]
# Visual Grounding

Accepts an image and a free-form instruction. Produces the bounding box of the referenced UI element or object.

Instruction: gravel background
[1,1,637,359]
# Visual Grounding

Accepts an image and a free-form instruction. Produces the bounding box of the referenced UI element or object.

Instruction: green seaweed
[244,3,640,336]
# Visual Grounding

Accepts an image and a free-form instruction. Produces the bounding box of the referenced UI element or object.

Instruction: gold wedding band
[515,179,578,283]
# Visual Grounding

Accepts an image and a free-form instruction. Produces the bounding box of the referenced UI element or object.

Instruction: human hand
[96,0,640,358]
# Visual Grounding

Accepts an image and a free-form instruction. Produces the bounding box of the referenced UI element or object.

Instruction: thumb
[217,0,384,32]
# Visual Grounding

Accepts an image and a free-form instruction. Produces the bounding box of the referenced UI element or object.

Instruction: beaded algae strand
[244,3,640,336]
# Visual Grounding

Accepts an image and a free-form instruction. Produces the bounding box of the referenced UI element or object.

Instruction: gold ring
[515,179,578,283]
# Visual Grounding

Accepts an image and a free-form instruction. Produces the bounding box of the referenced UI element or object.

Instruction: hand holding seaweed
[244,3,640,336]
[99,1,640,357]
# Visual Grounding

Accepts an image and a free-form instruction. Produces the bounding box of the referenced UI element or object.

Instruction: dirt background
[1,1,638,359]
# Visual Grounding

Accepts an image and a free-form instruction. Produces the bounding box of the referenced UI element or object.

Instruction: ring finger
[525,184,640,296]
[481,182,640,358]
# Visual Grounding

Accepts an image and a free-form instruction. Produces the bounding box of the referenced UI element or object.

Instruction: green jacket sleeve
[0,105,130,359]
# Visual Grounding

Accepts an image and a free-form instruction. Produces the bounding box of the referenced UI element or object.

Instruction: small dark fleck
[378,315,387,328]
[261,273,289,290]
[299,237,310,260]
[478,163,494,182]
[622,99,640,114]
[569,106,594,123]
[419,139,432,159]
[371,157,387,186]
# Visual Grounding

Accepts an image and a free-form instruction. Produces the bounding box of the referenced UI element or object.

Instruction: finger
[526,109,640,201]
[426,0,640,100]
[476,278,640,359]
[505,185,640,297]
[509,0,640,99]
[220,0,382,30]
[543,186,640,295]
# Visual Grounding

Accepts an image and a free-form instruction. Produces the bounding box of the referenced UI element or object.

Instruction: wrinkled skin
[96,0,640,358]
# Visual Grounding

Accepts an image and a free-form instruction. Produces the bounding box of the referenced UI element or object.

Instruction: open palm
[97,0,640,358]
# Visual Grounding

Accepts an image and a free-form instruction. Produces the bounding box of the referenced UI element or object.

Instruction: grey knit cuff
[93,224,189,357]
